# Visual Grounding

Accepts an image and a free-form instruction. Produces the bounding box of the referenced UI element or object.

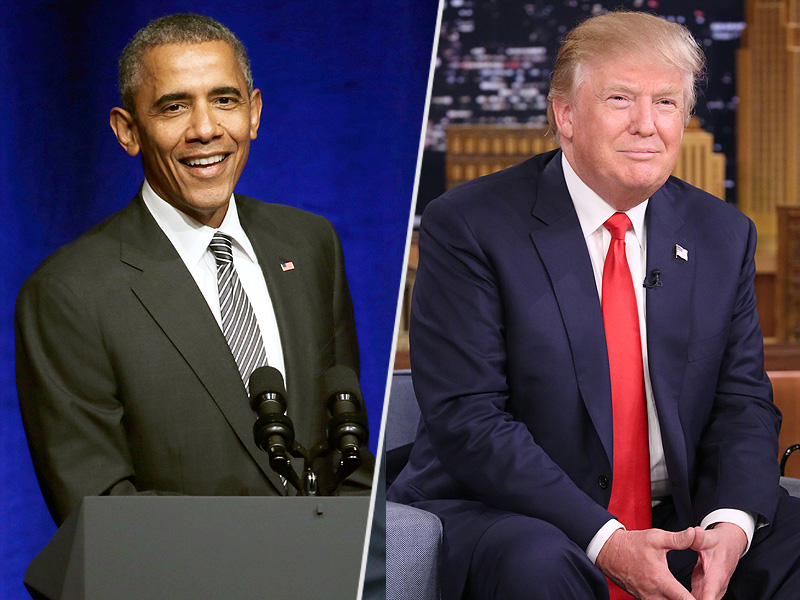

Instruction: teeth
[185,155,225,166]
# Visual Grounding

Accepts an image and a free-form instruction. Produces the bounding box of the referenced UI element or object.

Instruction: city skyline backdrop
[418,0,745,210]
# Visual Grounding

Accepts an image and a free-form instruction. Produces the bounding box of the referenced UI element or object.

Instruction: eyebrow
[153,92,191,108]
[602,84,682,97]
[602,84,640,96]
[152,86,244,109]
[211,86,243,98]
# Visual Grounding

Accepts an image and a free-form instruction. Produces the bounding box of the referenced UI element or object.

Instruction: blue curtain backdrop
[0,1,437,596]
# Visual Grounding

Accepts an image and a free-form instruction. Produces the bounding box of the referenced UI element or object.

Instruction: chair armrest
[386,501,442,600]
[780,476,800,498]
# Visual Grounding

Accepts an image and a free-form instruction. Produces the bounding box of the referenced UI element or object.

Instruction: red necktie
[602,213,652,600]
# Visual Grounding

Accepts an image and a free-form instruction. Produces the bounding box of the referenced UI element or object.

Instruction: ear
[249,89,262,140]
[551,100,574,141]
[109,107,141,157]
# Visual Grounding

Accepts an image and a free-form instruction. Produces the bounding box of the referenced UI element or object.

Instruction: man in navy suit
[389,11,800,600]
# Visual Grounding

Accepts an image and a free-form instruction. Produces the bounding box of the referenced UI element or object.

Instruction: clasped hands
[595,522,747,600]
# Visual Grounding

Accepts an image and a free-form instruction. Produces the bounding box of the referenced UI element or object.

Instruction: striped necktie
[208,232,268,390]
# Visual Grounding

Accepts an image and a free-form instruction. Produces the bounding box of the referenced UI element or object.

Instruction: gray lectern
[25,496,370,600]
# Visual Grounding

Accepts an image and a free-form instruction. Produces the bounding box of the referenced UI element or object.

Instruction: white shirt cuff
[700,509,756,555]
[586,518,625,564]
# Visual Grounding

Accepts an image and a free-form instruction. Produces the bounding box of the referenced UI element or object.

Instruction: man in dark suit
[388,11,800,600]
[16,14,371,527]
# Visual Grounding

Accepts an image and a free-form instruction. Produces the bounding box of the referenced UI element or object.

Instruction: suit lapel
[644,185,694,511]
[118,195,287,494]
[529,154,614,465]
[236,198,306,405]
[528,157,695,509]
[238,197,316,497]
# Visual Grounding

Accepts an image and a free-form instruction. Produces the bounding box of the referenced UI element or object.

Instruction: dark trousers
[465,490,800,600]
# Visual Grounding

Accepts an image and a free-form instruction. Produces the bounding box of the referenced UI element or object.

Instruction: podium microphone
[320,366,369,481]
[249,366,302,491]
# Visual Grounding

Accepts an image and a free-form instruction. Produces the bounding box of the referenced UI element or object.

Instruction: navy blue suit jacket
[388,150,781,597]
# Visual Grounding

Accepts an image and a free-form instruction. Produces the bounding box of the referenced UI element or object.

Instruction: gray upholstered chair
[780,475,800,497]
[386,369,442,600]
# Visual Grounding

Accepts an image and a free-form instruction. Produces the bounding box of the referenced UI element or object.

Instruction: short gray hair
[118,13,253,114]
[547,11,705,136]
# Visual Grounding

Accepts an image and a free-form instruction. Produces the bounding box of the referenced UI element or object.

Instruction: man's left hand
[689,522,747,600]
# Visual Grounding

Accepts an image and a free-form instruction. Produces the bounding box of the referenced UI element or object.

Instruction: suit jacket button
[598,476,609,489]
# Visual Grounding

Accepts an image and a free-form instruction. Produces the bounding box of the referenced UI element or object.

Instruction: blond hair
[547,11,705,135]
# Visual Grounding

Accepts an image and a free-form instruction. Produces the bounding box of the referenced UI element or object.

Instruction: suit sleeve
[15,272,177,526]
[409,198,613,549]
[691,218,781,532]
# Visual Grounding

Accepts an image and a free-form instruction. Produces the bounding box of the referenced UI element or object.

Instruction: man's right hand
[596,527,700,599]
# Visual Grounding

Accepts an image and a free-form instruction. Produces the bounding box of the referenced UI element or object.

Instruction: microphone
[249,366,302,491]
[643,268,662,289]
[319,366,369,477]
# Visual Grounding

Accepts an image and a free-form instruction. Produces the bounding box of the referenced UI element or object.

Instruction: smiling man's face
[111,40,261,227]
[553,55,686,211]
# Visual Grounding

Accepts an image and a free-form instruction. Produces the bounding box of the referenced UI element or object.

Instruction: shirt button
[598,476,609,489]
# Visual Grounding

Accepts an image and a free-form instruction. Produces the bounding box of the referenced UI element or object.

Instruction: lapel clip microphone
[643,269,662,289]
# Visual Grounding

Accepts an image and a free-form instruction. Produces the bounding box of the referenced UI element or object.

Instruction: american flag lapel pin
[280,261,295,272]
[674,244,688,261]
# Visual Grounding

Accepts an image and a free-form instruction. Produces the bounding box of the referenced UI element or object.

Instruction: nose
[628,99,656,136]
[187,103,222,142]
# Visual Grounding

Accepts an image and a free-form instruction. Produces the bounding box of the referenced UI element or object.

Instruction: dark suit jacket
[388,150,781,597]
[16,192,373,526]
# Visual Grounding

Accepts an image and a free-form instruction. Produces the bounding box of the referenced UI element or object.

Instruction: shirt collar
[141,179,258,266]
[561,153,648,250]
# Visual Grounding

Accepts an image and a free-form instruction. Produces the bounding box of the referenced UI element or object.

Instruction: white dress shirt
[141,180,286,385]
[560,154,755,562]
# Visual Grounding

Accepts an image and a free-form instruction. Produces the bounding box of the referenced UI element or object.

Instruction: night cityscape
[418,0,745,210]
